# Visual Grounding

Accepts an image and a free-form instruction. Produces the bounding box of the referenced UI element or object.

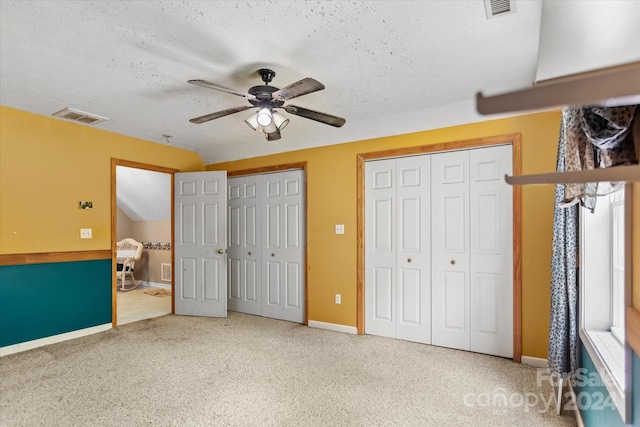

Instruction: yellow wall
[0,106,205,254]
[208,111,562,358]
[2,103,635,359]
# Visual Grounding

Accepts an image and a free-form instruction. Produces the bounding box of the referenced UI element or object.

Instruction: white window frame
[578,183,632,423]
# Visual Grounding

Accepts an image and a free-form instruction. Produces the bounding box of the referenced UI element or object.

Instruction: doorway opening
[111,159,178,327]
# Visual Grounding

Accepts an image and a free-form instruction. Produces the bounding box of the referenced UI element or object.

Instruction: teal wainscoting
[575,341,640,426]
[0,259,111,347]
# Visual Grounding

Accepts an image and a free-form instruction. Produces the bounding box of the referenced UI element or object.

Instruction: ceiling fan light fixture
[272,111,289,130]
[262,121,278,134]
[256,107,272,127]
[244,112,260,131]
[188,69,346,138]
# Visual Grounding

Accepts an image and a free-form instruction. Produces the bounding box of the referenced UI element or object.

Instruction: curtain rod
[476,62,640,115]
[505,164,640,186]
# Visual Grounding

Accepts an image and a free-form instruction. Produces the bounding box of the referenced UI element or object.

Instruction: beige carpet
[0,312,576,426]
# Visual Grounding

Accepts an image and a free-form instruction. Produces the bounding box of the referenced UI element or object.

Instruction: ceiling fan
[188,69,346,141]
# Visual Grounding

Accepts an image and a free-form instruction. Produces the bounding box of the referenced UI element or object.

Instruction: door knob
[450,260,455,265]
[217,249,225,254]
[407,258,412,263]
[271,253,275,257]
[248,251,252,255]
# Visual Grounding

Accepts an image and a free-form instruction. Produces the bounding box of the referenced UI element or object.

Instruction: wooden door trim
[111,159,179,328]
[356,133,523,362]
[225,163,309,326]
[226,162,307,177]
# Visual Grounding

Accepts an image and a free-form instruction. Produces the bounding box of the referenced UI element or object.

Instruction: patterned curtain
[560,105,637,211]
[547,108,578,381]
[547,105,637,381]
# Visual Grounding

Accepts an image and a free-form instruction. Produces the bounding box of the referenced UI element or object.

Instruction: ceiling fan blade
[189,106,253,124]
[266,129,281,141]
[272,78,325,102]
[283,105,346,127]
[188,79,256,100]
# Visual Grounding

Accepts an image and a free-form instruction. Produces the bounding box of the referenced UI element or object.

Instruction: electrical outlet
[335,294,341,304]
[80,228,92,239]
[335,224,345,235]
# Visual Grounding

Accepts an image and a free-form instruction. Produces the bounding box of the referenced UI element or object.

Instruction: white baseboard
[521,355,548,368]
[142,281,171,290]
[308,320,357,335]
[0,323,112,357]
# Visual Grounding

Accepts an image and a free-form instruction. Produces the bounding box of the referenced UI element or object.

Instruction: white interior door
[262,170,305,322]
[469,145,513,357]
[280,170,305,323]
[365,159,397,339]
[228,175,262,316]
[174,171,227,317]
[431,151,470,351]
[395,156,431,343]
[365,156,431,344]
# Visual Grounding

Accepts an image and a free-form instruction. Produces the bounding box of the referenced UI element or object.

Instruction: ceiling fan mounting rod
[258,68,276,84]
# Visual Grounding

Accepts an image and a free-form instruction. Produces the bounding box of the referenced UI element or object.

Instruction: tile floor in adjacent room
[117,286,172,325]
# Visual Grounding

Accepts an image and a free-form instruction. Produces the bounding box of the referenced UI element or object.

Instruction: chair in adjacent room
[116,238,143,291]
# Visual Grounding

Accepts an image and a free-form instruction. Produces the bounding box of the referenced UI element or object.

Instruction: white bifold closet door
[263,170,305,323]
[227,170,305,324]
[228,175,262,316]
[364,156,431,344]
[431,145,513,358]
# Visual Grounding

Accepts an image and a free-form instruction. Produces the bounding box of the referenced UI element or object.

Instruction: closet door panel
[262,175,284,320]
[431,151,470,351]
[396,155,431,344]
[227,176,262,316]
[260,170,305,322]
[365,160,397,338]
[469,145,513,357]
[227,180,243,312]
[281,170,305,323]
[241,184,261,316]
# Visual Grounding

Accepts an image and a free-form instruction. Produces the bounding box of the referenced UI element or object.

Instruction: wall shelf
[477,62,640,115]
[504,164,640,186]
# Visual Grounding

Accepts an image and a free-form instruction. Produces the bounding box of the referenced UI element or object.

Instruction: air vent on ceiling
[484,0,515,19]
[52,107,109,125]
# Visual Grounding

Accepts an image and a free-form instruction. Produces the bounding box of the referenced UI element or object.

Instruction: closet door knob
[248,251,252,256]
[407,258,412,263]
[271,253,275,257]
[217,249,225,254]
[450,260,456,265]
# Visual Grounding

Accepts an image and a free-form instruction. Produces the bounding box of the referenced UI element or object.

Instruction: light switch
[335,224,345,235]
[80,228,92,239]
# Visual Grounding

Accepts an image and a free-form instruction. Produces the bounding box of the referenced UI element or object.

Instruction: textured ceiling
[0,0,542,165]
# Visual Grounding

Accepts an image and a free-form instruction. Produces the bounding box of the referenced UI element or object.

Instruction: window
[610,189,625,344]
[579,184,631,421]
